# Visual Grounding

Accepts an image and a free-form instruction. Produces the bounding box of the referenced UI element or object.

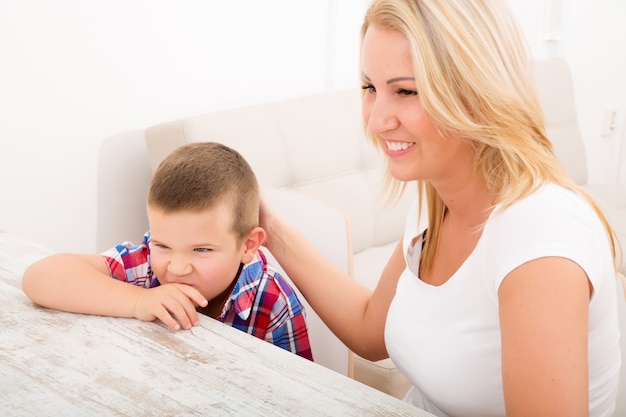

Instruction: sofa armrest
[96,130,151,252]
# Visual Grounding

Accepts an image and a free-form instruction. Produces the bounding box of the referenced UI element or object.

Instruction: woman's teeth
[387,141,412,151]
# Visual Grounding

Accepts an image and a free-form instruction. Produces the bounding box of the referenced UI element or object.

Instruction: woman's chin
[387,166,420,183]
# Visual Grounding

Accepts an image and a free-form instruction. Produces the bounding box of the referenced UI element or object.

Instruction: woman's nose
[364,96,399,135]
[167,255,192,276]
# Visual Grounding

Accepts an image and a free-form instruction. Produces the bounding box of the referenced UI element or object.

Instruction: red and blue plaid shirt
[102,231,313,361]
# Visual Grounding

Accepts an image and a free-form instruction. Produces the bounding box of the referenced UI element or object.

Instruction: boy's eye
[194,247,212,253]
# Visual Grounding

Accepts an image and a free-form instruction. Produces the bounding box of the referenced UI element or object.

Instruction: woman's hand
[259,191,277,249]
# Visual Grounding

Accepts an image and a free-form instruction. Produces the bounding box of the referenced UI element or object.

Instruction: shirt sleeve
[484,184,613,296]
[101,231,159,288]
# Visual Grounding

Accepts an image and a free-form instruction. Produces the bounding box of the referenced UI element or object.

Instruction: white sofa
[142,87,416,399]
[97,57,626,403]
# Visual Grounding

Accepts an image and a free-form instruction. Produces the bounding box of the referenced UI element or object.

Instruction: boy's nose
[167,255,192,276]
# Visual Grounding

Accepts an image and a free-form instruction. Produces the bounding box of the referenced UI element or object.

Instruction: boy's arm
[21,253,207,330]
[22,253,146,318]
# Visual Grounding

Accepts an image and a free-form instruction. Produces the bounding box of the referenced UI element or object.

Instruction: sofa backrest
[533,57,587,185]
[143,58,588,256]
[145,89,415,256]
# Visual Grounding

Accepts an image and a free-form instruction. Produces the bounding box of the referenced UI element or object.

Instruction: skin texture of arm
[498,256,590,417]
[21,253,207,331]
[261,207,405,360]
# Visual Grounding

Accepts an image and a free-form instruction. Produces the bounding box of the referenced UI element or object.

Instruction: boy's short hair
[147,142,260,240]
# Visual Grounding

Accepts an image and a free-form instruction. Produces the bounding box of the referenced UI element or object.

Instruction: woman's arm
[22,253,207,330]
[261,204,405,360]
[498,256,590,417]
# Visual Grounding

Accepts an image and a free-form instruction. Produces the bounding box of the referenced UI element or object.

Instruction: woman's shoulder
[494,183,596,225]
[485,183,606,250]
[482,183,612,287]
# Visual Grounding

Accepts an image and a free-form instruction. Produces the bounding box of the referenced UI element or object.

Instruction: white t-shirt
[385,183,621,417]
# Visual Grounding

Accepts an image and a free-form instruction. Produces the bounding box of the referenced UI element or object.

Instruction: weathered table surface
[0,231,432,416]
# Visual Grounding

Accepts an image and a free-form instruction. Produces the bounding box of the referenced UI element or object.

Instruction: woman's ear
[240,226,266,264]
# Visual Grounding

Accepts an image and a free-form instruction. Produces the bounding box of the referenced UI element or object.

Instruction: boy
[22,142,313,360]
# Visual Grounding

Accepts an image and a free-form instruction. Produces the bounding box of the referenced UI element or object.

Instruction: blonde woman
[260,0,621,416]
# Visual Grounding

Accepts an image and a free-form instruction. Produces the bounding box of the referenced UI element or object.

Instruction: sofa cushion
[352,354,412,400]
[351,242,413,399]
[353,243,396,289]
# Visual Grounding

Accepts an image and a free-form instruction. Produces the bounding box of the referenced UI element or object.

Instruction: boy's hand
[133,284,208,331]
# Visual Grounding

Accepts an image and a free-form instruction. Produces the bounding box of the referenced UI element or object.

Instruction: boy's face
[147,202,255,302]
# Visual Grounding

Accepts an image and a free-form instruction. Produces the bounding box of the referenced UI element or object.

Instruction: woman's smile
[385,140,415,153]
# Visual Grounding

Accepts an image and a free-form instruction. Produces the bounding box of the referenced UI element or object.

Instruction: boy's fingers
[166,286,206,329]
[154,305,181,331]
[163,297,195,330]
[177,284,208,308]
[138,284,207,330]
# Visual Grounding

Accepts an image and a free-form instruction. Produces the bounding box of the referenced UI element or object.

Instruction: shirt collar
[219,251,267,321]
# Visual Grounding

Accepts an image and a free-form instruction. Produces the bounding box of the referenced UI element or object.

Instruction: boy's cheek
[150,260,167,283]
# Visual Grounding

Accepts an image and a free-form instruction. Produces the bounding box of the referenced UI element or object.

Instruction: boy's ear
[241,226,266,264]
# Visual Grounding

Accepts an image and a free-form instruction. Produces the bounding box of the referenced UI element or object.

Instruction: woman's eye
[361,83,376,94]
[397,88,418,97]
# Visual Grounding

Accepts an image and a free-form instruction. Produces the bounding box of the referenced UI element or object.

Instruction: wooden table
[0,231,432,416]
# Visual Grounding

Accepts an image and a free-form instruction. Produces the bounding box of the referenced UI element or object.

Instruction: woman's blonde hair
[361,0,621,273]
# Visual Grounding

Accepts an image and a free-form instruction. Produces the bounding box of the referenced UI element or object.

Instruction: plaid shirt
[102,231,313,361]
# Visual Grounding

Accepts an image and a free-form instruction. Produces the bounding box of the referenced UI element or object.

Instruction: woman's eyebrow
[387,76,415,84]
[360,73,415,84]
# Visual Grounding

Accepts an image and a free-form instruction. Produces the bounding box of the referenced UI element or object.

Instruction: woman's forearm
[265,215,393,359]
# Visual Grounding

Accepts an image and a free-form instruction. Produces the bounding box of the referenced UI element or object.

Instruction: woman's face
[360,25,475,186]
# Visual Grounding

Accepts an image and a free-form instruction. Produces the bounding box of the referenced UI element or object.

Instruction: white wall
[1,0,624,253]
[560,0,626,185]
[510,0,626,184]
[0,0,368,252]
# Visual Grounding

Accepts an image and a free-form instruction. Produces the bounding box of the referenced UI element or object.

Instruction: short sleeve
[101,231,159,288]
